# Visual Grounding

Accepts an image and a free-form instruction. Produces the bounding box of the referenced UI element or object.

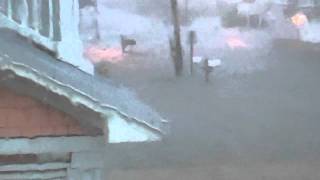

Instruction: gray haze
[79,0,320,179]
[1,0,319,179]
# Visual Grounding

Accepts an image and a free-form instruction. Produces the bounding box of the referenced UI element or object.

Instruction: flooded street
[84,4,320,179]
[101,39,320,179]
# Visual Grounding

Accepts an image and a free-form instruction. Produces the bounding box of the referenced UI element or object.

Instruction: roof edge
[0,59,165,141]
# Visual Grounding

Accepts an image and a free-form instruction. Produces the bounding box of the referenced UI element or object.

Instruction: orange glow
[291,12,308,28]
[84,46,124,64]
[226,36,248,49]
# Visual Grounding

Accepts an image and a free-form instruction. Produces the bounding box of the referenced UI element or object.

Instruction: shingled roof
[0,28,168,142]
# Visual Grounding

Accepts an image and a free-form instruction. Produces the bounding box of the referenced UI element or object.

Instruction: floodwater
[100,38,320,179]
[1,0,320,179]
[82,1,320,179]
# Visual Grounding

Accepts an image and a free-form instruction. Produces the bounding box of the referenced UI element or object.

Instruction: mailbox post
[202,58,213,83]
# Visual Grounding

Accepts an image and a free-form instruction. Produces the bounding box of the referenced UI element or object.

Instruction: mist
[1,0,320,179]
[77,0,320,179]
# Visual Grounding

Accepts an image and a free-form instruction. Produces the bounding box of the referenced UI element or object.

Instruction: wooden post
[203,58,213,83]
[170,0,183,77]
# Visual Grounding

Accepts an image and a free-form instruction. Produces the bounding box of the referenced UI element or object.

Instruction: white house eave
[107,112,161,143]
[0,59,163,143]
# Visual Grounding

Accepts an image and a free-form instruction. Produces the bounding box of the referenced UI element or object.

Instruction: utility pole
[188,31,196,75]
[170,0,183,77]
[184,0,189,23]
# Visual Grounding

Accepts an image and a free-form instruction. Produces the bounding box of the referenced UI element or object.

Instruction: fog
[80,1,320,179]
[1,0,320,179]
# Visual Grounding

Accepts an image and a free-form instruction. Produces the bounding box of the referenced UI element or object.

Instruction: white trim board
[0,169,66,179]
[0,162,69,172]
[0,136,105,155]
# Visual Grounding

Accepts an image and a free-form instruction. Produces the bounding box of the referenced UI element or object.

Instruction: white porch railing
[0,0,93,74]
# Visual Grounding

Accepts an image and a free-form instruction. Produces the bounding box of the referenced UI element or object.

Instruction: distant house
[277,0,320,19]
[218,0,272,27]
[218,0,320,28]
[264,0,316,7]
[0,1,166,179]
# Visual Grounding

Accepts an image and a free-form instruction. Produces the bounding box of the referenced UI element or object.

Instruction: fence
[0,0,93,74]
